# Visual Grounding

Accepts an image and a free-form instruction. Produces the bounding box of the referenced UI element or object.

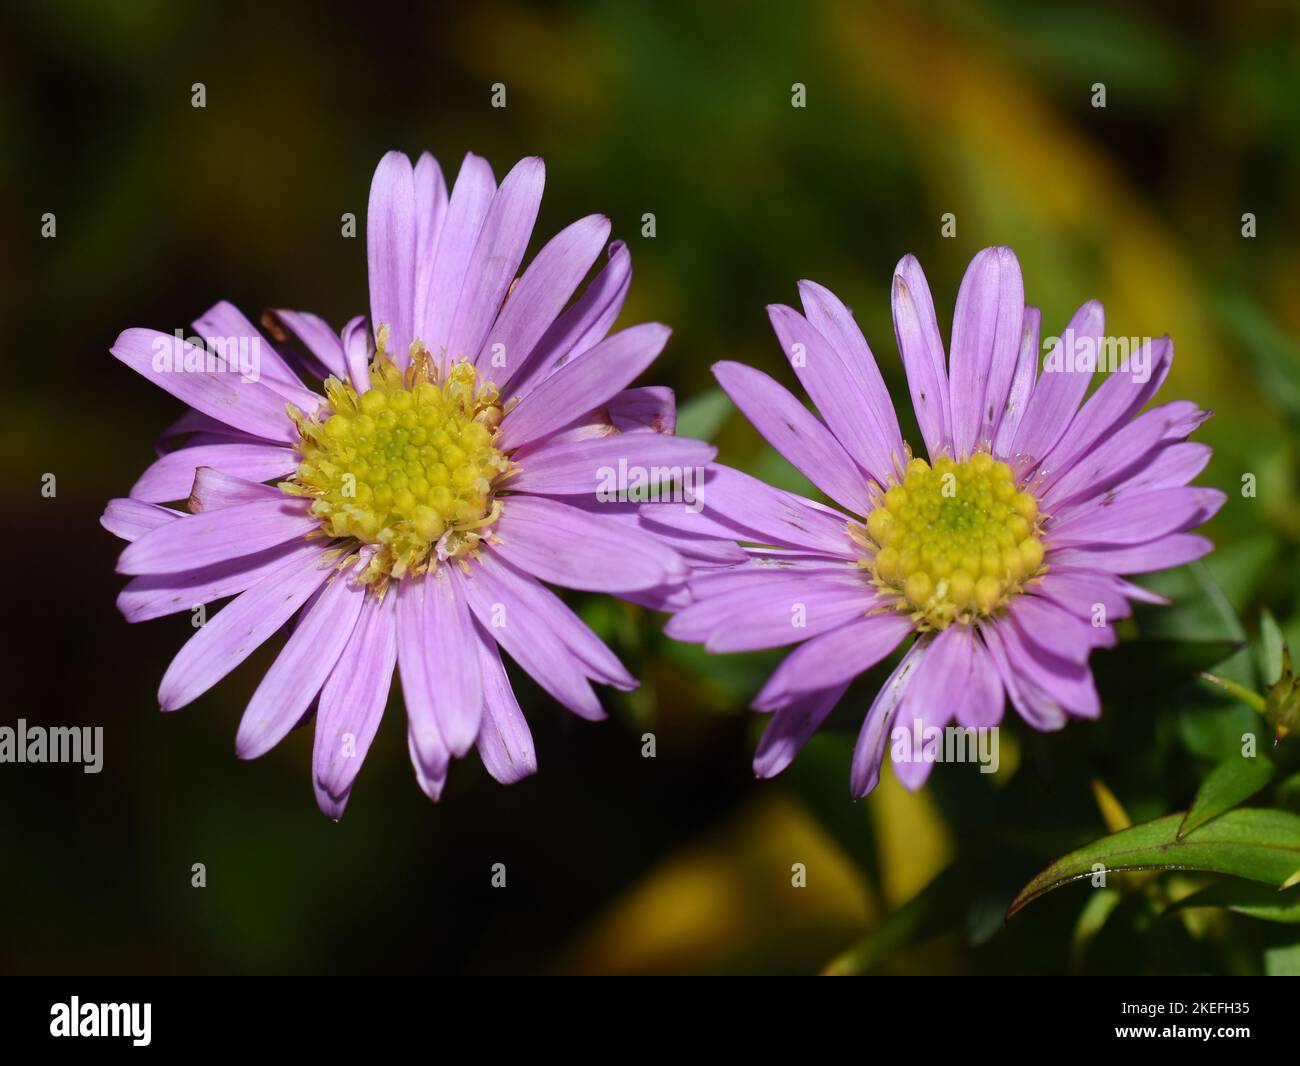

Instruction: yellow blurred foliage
[555,763,961,973]
[555,793,875,974]
[824,3,1255,416]
[868,765,955,907]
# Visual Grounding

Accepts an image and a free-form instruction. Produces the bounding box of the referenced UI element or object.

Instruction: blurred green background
[3,0,1300,974]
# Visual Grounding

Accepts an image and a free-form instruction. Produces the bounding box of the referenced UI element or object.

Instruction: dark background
[3,0,1299,974]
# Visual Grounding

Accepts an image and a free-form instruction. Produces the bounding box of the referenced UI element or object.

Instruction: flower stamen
[854,453,1046,629]
[281,329,510,589]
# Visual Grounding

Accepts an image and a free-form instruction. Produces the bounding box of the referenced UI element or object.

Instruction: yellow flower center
[282,329,510,587]
[856,452,1045,629]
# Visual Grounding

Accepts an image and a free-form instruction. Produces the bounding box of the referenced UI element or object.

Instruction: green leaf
[673,387,732,441]
[1264,940,1300,976]
[1259,608,1285,687]
[1217,289,1300,422]
[1277,772,1300,814]
[1136,561,1245,644]
[1178,754,1276,838]
[1070,887,1124,971]
[1196,672,1266,714]
[1006,809,1300,919]
[1167,879,1300,924]
[823,865,967,975]
[1203,535,1281,616]
[1179,702,1267,761]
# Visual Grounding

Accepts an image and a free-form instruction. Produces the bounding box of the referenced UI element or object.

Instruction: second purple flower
[660,246,1224,795]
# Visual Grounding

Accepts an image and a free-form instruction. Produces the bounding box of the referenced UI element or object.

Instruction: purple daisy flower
[102,150,714,818]
[659,246,1223,795]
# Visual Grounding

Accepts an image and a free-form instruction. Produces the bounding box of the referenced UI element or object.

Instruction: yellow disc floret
[855,453,1046,629]
[282,331,510,589]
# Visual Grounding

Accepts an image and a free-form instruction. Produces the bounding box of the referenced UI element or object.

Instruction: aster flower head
[662,246,1223,795]
[103,150,713,818]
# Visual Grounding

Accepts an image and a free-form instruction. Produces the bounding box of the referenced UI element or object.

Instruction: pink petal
[271,308,348,380]
[508,241,631,396]
[767,302,899,488]
[753,682,851,779]
[191,300,320,408]
[367,151,418,362]
[891,254,951,460]
[645,463,856,558]
[395,577,451,784]
[313,592,397,819]
[958,634,1004,728]
[980,620,1068,731]
[992,305,1041,459]
[492,494,686,593]
[117,497,317,575]
[411,151,450,347]
[1009,300,1104,472]
[445,156,544,364]
[101,498,182,542]
[498,323,672,451]
[504,434,715,496]
[797,279,904,461]
[111,328,298,444]
[1047,533,1214,575]
[419,569,484,757]
[1040,335,1174,477]
[188,467,282,511]
[948,246,1023,457]
[850,642,925,798]
[129,442,298,503]
[753,612,914,709]
[459,555,612,720]
[890,626,971,791]
[340,315,373,393]
[712,360,875,515]
[547,386,677,443]
[235,573,366,759]
[476,213,610,378]
[666,573,876,652]
[423,153,496,361]
[1049,486,1225,548]
[157,546,334,711]
[119,538,324,623]
[475,631,537,785]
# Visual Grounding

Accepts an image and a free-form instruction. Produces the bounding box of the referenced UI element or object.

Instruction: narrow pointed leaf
[1070,888,1124,972]
[823,866,967,976]
[1259,608,1285,686]
[1197,671,1266,713]
[1178,754,1275,838]
[674,387,733,441]
[1166,879,1300,924]
[1007,809,1300,919]
[1265,941,1300,976]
